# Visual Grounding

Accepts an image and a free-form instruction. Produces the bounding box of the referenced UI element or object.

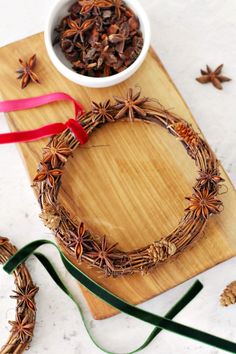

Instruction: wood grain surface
[1,33,236,320]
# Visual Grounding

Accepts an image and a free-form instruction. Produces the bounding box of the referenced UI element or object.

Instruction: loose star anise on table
[11,283,38,313]
[33,163,63,188]
[9,314,34,343]
[114,88,148,121]
[16,54,40,89]
[196,64,231,90]
[185,188,223,219]
[42,140,72,168]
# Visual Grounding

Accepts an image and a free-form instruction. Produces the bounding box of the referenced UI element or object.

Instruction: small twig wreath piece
[33,88,224,277]
[0,236,38,354]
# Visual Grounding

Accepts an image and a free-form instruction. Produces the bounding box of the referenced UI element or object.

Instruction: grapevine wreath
[33,88,224,277]
[0,237,38,353]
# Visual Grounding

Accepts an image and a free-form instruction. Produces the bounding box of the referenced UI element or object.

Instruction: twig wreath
[0,236,38,353]
[33,88,224,277]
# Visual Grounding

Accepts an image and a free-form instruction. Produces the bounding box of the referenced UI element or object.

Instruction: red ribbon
[0,93,88,145]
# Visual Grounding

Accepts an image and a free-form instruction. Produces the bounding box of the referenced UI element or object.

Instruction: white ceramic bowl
[44,0,151,88]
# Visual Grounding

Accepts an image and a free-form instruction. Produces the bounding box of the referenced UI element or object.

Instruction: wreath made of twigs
[0,236,38,354]
[33,88,224,277]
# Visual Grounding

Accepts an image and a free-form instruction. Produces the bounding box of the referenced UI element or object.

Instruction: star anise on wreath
[33,163,63,188]
[91,100,114,123]
[185,188,222,219]
[196,169,224,188]
[11,283,38,313]
[114,88,148,121]
[42,140,72,168]
[63,18,94,42]
[196,64,231,90]
[16,54,40,89]
[79,0,113,14]
[87,235,118,271]
[9,314,34,343]
[68,222,93,262]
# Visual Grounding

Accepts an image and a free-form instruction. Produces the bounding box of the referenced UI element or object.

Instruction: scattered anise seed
[196,64,231,90]
[16,54,40,89]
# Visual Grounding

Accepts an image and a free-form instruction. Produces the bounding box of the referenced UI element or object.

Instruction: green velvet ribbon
[3,239,236,353]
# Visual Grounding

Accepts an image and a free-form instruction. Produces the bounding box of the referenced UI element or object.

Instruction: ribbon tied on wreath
[0,92,88,145]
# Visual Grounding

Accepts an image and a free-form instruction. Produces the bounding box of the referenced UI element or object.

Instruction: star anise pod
[68,223,93,261]
[196,64,231,90]
[63,18,94,42]
[114,88,148,121]
[16,54,40,89]
[42,140,72,168]
[87,235,118,271]
[79,0,113,14]
[91,100,114,122]
[33,163,63,188]
[9,314,34,343]
[11,283,38,313]
[196,169,224,188]
[185,188,222,219]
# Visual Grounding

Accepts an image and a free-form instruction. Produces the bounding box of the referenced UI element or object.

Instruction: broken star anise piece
[79,0,113,13]
[114,88,148,121]
[16,54,40,89]
[42,140,72,169]
[11,283,38,313]
[9,314,34,343]
[185,188,223,219]
[196,64,231,90]
[33,163,63,188]
[91,99,114,123]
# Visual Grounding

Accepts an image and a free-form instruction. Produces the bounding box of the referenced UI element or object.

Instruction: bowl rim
[44,0,151,86]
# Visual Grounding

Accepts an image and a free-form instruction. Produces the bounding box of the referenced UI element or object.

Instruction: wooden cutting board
[1,32,236,320]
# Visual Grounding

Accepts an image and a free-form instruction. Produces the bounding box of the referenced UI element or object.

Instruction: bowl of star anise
[44,0,151,88]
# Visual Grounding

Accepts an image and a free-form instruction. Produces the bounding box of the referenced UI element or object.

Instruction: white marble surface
[1,1,236,353]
